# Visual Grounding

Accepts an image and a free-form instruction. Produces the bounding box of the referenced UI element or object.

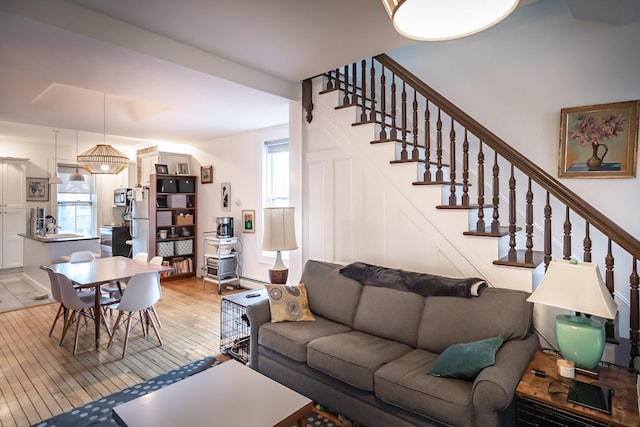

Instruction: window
[56,165,96,236]
[264,139,289,208]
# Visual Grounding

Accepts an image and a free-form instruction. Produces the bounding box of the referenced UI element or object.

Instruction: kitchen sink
[35,233,84,240]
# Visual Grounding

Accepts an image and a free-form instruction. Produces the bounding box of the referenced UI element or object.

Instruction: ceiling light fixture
[381,0,520,41]
[69,130,86,182]
[77,93,129,174]
[49,130,63,185]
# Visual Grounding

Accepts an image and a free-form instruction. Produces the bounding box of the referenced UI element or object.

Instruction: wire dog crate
[220,289,268,363]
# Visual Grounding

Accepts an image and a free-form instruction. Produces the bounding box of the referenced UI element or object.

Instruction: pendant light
[381,0,519,41]
[69,130,85,182]
[49,130,63,185]
[77,93,129,174]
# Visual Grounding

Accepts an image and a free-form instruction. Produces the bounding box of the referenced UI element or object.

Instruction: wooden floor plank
[0,277,242,427]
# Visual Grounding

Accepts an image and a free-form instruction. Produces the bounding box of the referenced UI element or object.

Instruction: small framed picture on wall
[201,165,213,184]
[242,210,255,233]
[221,182,231,211]
[26,177,49,201]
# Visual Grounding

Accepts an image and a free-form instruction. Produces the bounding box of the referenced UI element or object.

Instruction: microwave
[113,188,130,207]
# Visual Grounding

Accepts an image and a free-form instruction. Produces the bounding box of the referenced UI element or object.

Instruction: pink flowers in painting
[569,113,626,146]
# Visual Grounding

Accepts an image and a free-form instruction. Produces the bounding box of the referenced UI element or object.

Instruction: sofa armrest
[246,298,271,370]
[471,333,539,427]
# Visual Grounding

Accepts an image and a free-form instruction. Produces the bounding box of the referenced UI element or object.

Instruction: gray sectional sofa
[247,260,539,426]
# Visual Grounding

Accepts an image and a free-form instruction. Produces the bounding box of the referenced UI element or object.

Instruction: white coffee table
[112,360,313,427]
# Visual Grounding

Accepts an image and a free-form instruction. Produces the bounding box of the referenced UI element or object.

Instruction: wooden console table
[516,350,639,426]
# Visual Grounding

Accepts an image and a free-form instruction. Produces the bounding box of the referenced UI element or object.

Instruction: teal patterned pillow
[427,335,504,379]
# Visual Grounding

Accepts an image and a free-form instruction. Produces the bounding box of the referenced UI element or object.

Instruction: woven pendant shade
[77,144,129,174]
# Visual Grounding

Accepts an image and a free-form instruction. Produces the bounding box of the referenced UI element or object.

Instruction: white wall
[190,122,299,286]
[388,0,640,240]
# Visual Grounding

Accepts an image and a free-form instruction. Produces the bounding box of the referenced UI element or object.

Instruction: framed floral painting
[559,100,639,178]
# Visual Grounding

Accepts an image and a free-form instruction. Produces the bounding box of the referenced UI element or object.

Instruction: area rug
[32,356,353,427]
[32,356,219,427]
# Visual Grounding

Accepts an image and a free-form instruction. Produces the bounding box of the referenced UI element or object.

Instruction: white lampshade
[527,259,617,319]
[381,0,519,41]
[262,207,298,252]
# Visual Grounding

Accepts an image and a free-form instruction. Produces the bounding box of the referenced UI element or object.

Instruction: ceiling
[0,0,412,148]
[1,0,637,149]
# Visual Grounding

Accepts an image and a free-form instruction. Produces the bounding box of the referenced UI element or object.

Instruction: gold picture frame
[559,100,639,178]
[242,210,255,233]
[200,165,213,184]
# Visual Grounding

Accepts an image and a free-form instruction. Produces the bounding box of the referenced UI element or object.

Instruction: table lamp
[527,259,618,371]
[262,207,297,284]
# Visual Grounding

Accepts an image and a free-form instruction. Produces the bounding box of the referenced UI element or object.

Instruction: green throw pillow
[427,335,504,379]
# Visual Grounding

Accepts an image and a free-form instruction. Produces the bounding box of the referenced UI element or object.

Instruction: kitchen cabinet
[1,159,26,270]
[149,173,197,281]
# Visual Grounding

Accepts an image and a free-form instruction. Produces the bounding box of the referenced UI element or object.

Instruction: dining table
[42,256,174,349]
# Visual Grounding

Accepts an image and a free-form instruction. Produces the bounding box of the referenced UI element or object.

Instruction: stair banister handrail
[375,54,640,259]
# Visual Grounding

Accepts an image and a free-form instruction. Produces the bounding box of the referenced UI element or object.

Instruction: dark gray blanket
[339,262,486,298]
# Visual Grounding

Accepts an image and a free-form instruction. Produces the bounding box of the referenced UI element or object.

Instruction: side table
[516,350,639,426]
[220,288,268,363]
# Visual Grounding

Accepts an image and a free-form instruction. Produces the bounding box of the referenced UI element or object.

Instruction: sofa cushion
[300,260,362,327]
[375,349,474,426]
[258,316,351,362]
[352,286,425,347]
[265,283,315,322]
[417,288,533,353]
[427,335,504,379]
[307,330,413,391]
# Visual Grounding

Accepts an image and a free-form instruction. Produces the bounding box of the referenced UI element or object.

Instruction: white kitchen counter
[19,233,100,291]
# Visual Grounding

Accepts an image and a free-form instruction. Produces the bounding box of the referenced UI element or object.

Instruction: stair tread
[463,226,518,237]
[436,204,479,210]
[492,250,545,269]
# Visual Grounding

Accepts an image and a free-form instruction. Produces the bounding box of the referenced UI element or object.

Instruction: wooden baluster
[351,63,357,107]
[475,141,485,231]
[604,240,618,344]
[379,66,387,140]
[435,109,444,181]
[390,73,397,141]
[461,130,469,206]
[491,152,500,233]
[508,164,517,262]
[400,82,408,160]
[369,60,376,122]
[630,258,639,367]
[583,222,592,262]
[563,207,571,260]
[423,104,431,182]
[360,60,367,122]
[325,69,335,91]
[342,65,349,105]
[411,90,419,161]
[544,192,552,268]
[448,119,457,206]
[525,178,534,264]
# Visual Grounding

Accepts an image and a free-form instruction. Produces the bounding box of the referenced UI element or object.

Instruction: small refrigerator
[130,188,149,257]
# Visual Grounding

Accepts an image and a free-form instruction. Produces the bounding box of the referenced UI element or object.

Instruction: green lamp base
[555,314,605,370]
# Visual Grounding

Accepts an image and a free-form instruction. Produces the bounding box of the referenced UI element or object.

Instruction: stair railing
[318,54,640,367]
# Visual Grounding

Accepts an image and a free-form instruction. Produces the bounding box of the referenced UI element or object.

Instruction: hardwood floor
[0,277,244,427]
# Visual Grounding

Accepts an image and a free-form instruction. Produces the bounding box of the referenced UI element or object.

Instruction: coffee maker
[216,217,234,238]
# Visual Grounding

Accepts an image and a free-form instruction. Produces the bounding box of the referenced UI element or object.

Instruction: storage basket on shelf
[175,239,194,255]
[167,194,187,208]
[157,241,175,257]
[174,213,194,225]
[157,211,173,227]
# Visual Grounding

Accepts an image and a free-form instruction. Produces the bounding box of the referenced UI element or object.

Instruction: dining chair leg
[60,309,75,346]
[150,304,162,329]
[107,311,123,349]
[100,310,113,337]
[73,309,83,355]
[49,304,64,337]
[146,308,163,346]
[122,313,133,359]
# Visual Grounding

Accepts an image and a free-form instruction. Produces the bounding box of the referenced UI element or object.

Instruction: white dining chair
[107,271,163,359]
[133,252,149,262]
[148,256,164,328]
[44,266,95,342]
[57,272,113,355]
[69,251,96,263]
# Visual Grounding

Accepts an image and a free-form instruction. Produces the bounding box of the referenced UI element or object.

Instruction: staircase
[302,54,640,367]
